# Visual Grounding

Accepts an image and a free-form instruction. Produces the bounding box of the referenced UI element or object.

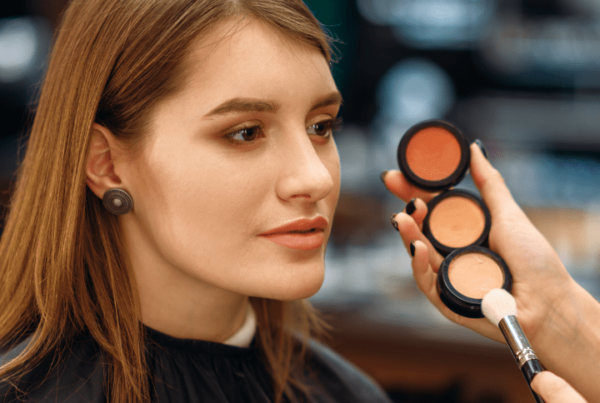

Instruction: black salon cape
[0,327,392,403]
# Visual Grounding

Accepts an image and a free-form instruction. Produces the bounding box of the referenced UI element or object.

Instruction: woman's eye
[226,126,261,143]
[307,118,342,138]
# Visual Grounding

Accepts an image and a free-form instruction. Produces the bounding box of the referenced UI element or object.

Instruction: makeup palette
[398,120,490,256]
[438,246,512,318]
[397,119,512,317]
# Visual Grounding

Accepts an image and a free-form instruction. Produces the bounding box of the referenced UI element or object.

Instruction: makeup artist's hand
[383,141,600,401]
[383,140,600,402]
[531,372,587,403]
[383,142,574,344]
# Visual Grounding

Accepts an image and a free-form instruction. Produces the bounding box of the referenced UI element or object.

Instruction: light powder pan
[423,189,491,256]
[438,246,512,318]
[397,120,471,192]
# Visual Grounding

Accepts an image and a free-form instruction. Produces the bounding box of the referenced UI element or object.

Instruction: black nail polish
[405,199,416,216]
[390,214,399,232]
[474,139,488,160]
[380,171,388,185]
[410,241,416,257]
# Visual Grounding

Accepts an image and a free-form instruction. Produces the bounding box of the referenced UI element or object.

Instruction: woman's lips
[259,217,328,250]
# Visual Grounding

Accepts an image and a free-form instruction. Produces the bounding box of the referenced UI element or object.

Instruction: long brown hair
[0,1,333,402]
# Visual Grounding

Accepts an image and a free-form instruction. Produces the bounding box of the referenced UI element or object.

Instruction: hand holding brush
[482,289,589,403]
[531,371,587,403]
[482,289,545,402]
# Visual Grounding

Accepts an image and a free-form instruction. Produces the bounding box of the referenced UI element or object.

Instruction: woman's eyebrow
[204,98,280,118]
[310,91,343,112]
[203,91,343,119]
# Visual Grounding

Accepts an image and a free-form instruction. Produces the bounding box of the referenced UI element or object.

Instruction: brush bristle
[481,288,517,326]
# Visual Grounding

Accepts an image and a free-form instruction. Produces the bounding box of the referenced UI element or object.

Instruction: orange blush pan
[438,246,512,318]
[397,120,470,191]
[406,127,461,181]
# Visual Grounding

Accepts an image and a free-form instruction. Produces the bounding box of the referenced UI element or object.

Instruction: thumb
[469,142,523,219]
[531,371,588,403]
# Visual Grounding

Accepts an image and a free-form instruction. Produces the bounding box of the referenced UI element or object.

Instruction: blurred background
[1,0,600,402]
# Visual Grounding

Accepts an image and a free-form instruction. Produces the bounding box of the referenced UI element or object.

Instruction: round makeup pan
[423,189,491,256]
[438,246,512,318]
[397,120,471,192]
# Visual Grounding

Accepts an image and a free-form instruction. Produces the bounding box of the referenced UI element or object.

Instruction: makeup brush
[482,288,545,403]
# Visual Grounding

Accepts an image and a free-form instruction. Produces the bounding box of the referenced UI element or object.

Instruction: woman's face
[119,19,341,301]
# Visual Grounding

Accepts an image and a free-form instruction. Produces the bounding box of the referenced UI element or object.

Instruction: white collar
[222,305,256,348]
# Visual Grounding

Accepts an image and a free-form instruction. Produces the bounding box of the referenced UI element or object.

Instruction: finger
[383,170,439,204]
[403,198,428,230]
[395,212,444,271]
[531,371,588,403]
[410,240,437,297]
[469,143,523,219]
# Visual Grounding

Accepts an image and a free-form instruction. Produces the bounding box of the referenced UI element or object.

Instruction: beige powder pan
[448,252,504,299]
[423,189,491,256]
[438,246,512,318]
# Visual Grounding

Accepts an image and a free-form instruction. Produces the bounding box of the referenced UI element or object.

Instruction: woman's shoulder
[305,339,392,403]
[0,334,106,403]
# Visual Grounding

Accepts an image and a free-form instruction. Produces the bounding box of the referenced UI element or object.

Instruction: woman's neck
[138,288,250,342]
[123,226,250,341]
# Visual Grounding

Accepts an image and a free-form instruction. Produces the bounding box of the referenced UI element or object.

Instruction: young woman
[0,1,391,402]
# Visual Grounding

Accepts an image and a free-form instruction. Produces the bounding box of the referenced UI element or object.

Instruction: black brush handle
[522,360,545,403]
[499,316,545,403]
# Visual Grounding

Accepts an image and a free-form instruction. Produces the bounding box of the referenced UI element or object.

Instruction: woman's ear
[86,123,123,199]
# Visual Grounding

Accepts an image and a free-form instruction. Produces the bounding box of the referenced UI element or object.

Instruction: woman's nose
[275,130,335,203]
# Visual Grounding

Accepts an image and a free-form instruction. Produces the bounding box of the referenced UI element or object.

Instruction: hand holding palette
[397,120,511,318]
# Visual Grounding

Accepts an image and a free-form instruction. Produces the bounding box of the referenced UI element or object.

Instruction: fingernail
[410,240,416,257]
[405,198,416,216]
[473,139,488,160]
[390,214,399,232]
[380,170,388,185]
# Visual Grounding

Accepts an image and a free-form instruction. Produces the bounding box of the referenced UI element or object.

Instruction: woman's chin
[252,264,325,301]
[280,279,324,301]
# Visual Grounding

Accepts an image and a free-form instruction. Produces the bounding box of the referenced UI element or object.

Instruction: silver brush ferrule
[498,315,538,368]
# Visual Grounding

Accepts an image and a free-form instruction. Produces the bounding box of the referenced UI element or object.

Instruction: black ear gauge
[103,188,133,215]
